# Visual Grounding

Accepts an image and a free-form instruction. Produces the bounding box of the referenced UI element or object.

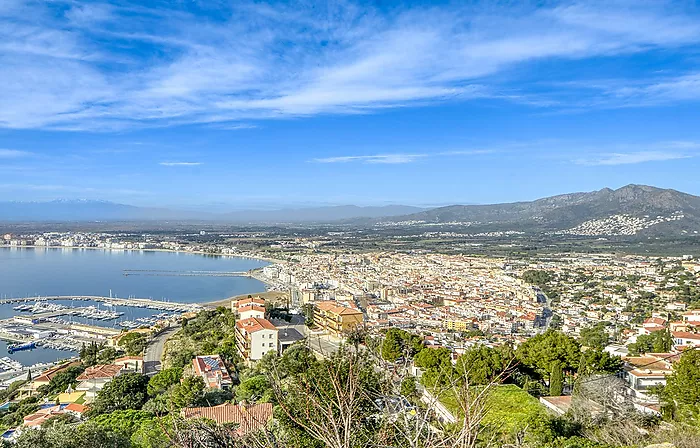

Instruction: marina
[0,248,270,373]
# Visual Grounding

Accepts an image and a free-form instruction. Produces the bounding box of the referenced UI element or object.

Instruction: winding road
[144,323,180,375]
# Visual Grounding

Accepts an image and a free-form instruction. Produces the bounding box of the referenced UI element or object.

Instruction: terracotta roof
[182,403,273,434]
[23,405,63,427]
[236,298,265,308]
[115,355,143,362]
[65,403,86,414]
[76,363,123,380]
[672,331,700,340]
[33,361,82,384]
[315,301,363,316]
[236,317,277,333]
[238,304,266,313]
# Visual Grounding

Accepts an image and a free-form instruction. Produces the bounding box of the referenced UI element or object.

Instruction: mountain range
[1,185,699,237]
[0,200,424,223]
[386,184,700,236]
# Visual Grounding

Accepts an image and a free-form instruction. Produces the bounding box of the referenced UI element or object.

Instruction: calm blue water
[0,247,269,302]
[0,248,270,366]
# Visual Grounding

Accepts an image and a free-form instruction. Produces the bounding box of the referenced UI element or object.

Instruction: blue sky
[1,0,700,210]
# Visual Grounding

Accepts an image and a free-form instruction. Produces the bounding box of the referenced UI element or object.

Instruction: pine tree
[549,360,563,396]
[26,369,32,381]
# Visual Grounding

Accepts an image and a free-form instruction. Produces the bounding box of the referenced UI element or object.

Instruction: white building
[235,317,279,363]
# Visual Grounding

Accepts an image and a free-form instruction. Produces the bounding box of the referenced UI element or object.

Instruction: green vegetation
[164,307,239,369]
[627,329,673,355]
[119,332,148,356]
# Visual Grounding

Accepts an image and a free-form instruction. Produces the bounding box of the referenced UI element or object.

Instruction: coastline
[0,245,283,304]
[0,244,284,265]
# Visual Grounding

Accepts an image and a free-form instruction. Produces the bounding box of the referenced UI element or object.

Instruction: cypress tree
[550,361,563,396]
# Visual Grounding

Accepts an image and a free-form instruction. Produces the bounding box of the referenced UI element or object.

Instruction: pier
[122,269,253,277]
[0,295,202,312]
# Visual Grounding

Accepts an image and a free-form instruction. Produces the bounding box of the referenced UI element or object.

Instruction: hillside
[387,185,700,237]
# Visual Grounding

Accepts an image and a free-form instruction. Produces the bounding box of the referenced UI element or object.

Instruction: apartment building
[235,317,279,363]
[314,301,364,335]
[232,297,266,320]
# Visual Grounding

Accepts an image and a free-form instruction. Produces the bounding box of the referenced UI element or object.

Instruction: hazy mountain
[0,200,425,222]
[222,205,425,223]
[387,185,700,235]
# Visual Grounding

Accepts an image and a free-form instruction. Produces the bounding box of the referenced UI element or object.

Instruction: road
[144,323,180,375]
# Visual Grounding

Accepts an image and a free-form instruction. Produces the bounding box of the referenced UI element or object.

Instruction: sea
[0,247,270,365]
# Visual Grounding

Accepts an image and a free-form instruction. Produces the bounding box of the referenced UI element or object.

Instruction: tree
[579,323,609,350]
[92,409,155,438]
[413,347,452,371]
[147,367,183,397]
[88,372,150,416]
[627,330,673,355]
[170,375,205,408]
[271,347,386,448]
[549,361,563,396]
[235,374,272,403]
[579,349,623,375]
[119,332,148,356]
[400,375,418,401]
[380,328,423,362]
[97,346,118,365]
[663,349,700,423]
[455,345,511,385]
[517,330,581,377]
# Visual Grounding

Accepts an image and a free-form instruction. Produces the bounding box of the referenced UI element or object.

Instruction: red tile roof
[76,363,123,380]
[236,317,277,333]
[182,403,273,434]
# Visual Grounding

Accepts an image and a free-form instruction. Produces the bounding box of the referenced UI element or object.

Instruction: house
[622,353,677,403]
[182,403,273,435]
[671,331,700,348]
[277,327,305,353]
[642,317,667,334]
[192,355,233,389]
[235,317,279,362]
[114,355,145,373]
[682,310,700,325]
[314,301,364,336]
[64,403,87,418]
[23,405,64,428]
[232,298,266,320]
[75,364,124,400]
[16,361,82,398]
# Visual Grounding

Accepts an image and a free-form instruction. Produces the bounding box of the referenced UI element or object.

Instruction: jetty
[122,269,253,277]
[0,295,202,312]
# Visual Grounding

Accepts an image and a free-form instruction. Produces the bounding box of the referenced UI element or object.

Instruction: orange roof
[672,331,700,340]
[238,304,266,313]
[236,298,265,308]
[33,361,82,384]
[236,317,277,333]
[114,355,143,362]
[76,364,123,380]
[182,403,273,434]
[64,403,86,414]
[315,301,363,316]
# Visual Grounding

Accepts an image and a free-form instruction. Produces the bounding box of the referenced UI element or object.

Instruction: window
[269,342,274,347]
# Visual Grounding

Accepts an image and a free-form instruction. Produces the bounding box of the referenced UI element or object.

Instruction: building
[114,355,144,373]
[278,327,305,353]
[314,301,364,335]
[232,297,266,319]
[622,353,677,403]
[182,403,273,435]
[75,364,124,400]
[235,317,279,362]
[192,355,233,390]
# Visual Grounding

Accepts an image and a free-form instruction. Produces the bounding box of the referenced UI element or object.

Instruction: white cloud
[574,141,700,166]
[312,149,493,164]
[313,154,426,164]
[159,162,202,167]
[0,149,31,158]
[1,2,700,129]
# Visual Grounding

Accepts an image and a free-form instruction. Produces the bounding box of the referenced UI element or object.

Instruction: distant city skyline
[2,1,700,208]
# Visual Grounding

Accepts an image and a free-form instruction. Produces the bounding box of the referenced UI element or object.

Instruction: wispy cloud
[311,149,493,164]
[0,149,32,158]
[574,141,700,166]
[159,161,202,167]
[0,2,699,130]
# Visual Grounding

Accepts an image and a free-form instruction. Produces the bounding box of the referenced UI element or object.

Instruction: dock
[0,295,202,312]
[122,269,253,277]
